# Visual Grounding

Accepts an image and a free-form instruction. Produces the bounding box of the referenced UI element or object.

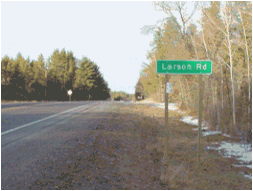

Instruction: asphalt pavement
[1,101,91,134]
[1,101,169,189]
[1,100,105,189]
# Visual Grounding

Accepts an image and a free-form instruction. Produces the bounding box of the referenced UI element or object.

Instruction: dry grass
[24,102,251,189]
[104,105,252,190]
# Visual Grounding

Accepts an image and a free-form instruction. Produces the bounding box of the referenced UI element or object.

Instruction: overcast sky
[1,1,201,94]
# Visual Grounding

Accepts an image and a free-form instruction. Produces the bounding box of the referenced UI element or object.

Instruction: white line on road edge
[1,103,98,136]
[57,104,95,125]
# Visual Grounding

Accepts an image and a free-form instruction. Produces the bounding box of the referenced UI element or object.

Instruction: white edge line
[1,104,92,136]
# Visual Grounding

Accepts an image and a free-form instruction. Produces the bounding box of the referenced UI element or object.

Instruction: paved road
[1,101,92,134]
[1,101,107,189]
[1,101,169,189]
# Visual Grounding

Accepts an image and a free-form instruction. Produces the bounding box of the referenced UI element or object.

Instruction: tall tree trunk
[185,78,192,106]
[184,77,191,107]
[211,76,216,129]
[179,77,185,107]
[216,80,220,130]
[203,77,210,127]
[161,75,164,102]
[201,25,212,129]
[204,76,209,126]
[239,10,251,134]
[208,78,212,126]
[220,64,225,133]
[228,34,236,132]
[224,69,233,134]
[225,5,236,132]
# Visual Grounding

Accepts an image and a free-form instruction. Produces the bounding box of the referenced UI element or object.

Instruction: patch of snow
[182,115,251,168]
[207,146,219,150]
[240,172,252,179]
[146,101,252,177]
[192,126,209,131]
[180,116,199,126]
[210,142,220,145]
[232,164,252,169]
[207,141,252,179]
[153,103,185,113]
[168,103,179,111]
[247,164,252,169]
[207,141,252,168]
[202,131,222,137]
[243,174,252,179]
[219,141,252,164]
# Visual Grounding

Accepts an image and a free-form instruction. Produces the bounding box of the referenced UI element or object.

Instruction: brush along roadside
[114,103,251,190]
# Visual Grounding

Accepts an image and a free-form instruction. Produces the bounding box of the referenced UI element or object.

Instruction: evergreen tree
[28,54,46,100]
[73,57,95,100]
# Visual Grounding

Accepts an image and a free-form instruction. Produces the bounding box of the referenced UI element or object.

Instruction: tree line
[1,49,110,101]
[136,1,252,141]
[110,91,133,101]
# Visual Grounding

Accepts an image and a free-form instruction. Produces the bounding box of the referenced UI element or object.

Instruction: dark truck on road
[135,92,144,101]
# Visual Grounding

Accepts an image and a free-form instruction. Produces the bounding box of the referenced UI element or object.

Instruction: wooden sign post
[157,60,212,168]
[164,74,169,160]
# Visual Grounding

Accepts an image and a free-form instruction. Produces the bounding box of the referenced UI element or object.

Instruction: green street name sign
[157,60,212,74]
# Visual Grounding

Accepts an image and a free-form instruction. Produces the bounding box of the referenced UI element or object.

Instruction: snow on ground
[202,131,223,136]
[138,100,252,179]
[207,143,252,165]
[207,141,252,164]
[180,116,200,126]
[155,103,185,113]
[223,134,231,138]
